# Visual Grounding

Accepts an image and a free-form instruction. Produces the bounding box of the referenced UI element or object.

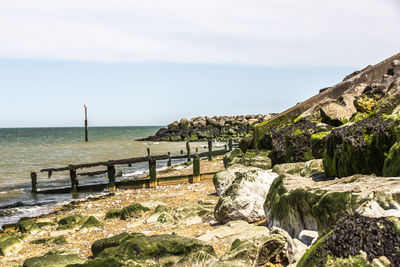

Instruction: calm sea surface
[0,126,208,226]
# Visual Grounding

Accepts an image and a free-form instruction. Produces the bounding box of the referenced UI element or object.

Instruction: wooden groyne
[30,140,236,194]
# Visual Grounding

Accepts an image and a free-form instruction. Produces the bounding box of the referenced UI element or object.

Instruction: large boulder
[264,174,400,237]
[320,98,356,126]
[323,117,398,178]
[215,168,278,224]
[297,214,400,267]
[87,233,216,266]
[213,164,260,196]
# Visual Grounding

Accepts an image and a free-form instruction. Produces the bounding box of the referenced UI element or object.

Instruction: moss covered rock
[223,148,244,168]
[31,235,67,246]
[156,212,175,225]
[229,151,272,170]
[297,214,400,267]
[80,216,104,230]
[57,215,87,231]
[323,117,398,177]
[23,249,84,267]
[89,233,216,266]
[120,203,150,220]
[104,209,121,220]
[0,234,24,256]
[264,174,400,237]
[17,218,40,234]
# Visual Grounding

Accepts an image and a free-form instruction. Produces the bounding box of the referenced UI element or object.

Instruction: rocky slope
[139,114,273,141]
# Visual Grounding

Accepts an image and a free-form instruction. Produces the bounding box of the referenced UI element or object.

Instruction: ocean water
[0,126,210,226]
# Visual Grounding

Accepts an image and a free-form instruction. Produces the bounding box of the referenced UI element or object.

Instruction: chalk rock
[214,168,278,223]
[213,164,259,196]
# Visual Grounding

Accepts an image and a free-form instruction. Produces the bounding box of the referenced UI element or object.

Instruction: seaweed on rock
[323,117,398,177]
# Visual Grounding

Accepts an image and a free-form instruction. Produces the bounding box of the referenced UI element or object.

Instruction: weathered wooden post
[224,144,227,151]
[208,139,213,161]
[148,157,157,188]
[196,147,199,153]
[228,138,233,151]
[68,165,78,193]
[31,172,37,193]
[180,149,184,155]
[192,154,200,183]
[167,152,172,167]
[147,147,151,158]
[84,104,88,142]
[107,162,116,191]
[186,141,191,162]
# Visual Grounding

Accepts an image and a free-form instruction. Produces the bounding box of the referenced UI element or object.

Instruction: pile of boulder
[139,114,273,141]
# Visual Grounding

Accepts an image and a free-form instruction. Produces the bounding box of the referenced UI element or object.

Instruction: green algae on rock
[323,117,397,178]
[264,174,400,237]
[23,249,85,267]
[31,235,67,246]
[0,234,25,256]
[223,148,244,168]
[57,214,87,231]
[104,209,121,220]
[88,233,216,266]
[17,218,40,234]
[80,216,104,230]
[120,203,150,220]
[383,141,400,177]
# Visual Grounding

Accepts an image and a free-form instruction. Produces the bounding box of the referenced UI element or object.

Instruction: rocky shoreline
[139,114,274,142]
[1,54,400,266]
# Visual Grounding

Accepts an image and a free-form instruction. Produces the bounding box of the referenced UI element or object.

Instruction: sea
[0,126,211,226]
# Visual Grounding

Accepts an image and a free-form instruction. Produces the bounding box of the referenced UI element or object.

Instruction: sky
[0,0,399,127]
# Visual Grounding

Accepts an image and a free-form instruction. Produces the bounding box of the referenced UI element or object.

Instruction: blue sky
[0,0,399,127]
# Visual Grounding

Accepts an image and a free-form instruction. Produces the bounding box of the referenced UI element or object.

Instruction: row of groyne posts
[30,139,236,194]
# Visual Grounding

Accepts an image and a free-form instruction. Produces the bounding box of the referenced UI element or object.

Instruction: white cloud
[0,0,398,67]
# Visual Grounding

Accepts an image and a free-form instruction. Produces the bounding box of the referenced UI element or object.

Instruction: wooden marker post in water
[228,139,233,151]
[84,104,88,142]
[31,172,37,193]
[107,162,116,191]
[192,154,200,183]
[148,157,157,188]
